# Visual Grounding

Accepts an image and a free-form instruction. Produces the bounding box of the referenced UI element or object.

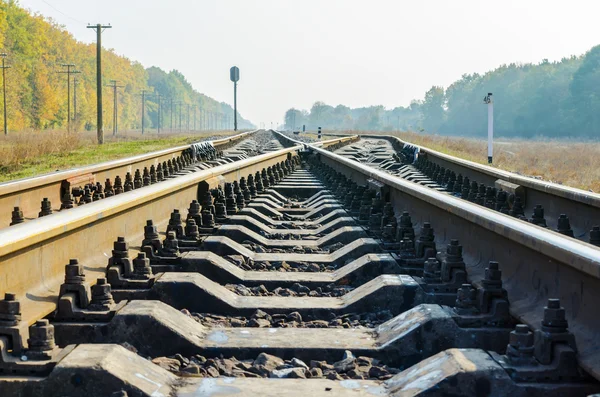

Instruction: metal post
[234,81,237,131]
[88,24,111,144]
[484,93,494,164]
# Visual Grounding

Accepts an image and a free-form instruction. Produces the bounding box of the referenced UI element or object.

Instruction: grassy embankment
[340,130,600,193]
[0,130,233,183]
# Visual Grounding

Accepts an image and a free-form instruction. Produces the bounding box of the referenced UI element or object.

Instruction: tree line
[0,1,253,133]
[285,45,600,138]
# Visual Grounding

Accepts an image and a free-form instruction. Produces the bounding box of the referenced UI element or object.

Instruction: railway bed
[0,130,599,396]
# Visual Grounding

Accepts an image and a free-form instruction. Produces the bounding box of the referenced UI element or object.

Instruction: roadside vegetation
[348,130,600,193]
[0,130,232,182]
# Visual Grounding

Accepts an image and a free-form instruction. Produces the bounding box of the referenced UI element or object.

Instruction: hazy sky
[18,0,600,126]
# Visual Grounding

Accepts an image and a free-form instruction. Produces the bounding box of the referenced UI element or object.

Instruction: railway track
[326,132,600,245]
[0,130,599,396]
[0,130,257,229]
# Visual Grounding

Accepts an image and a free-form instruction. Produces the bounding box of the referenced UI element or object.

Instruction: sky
[17,0,600,126]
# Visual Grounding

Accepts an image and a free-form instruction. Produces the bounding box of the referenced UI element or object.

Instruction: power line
[40,0,86,24]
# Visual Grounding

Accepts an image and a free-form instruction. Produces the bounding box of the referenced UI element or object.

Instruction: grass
[0,130,234,183]
[336,130,600,193]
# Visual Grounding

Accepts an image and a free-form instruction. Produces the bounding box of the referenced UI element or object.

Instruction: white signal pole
[484,93,493,164]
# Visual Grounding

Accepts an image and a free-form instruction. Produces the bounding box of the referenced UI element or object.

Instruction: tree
[421,86,446,132]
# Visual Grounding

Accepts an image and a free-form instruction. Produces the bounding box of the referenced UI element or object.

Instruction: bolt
[134,169,143,189]
[144,220,160,241]
[61,191,75,209]
[556,214,574,237]
[39,198,53,217]
[10,206,24,226]
[446,239,463,262]
[132,253,153,279]
[186,218,200,239]
[150,165,157,184]
[485,261,501,281]
[506,324,535,362]
[161,231,180,257]
[530,204,547,227]
[143,167,151,186]
[541,298,568,333]
[113,236,129,255]
[156,163,164,181]
[64,259,85,284]
[423,257,441,281]
[89,277,115,311]
[399,211,412,228]
[0,292,21,326]
[455,283,477,312]
[27,319,56,354]
[419,222,434,241]
[509,196,525,218]
[114,176,124,195]
[510,324,534,348]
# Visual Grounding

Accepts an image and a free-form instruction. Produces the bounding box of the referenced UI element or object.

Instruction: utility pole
[57,64,81,133]
[157,94,162,134]
[192,105,197,131]
[73,77,79,130]
[187,103,190,132]
[141,89,147,134]
[87,23,112,144]
[170,98,174,132]
[106,80,124,135]
[0,53,11,135]
[178,102,183,132]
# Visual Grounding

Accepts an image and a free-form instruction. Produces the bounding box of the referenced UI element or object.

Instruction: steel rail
[327,132,600,242]
[305,138,600,380]
[0,130,257,228]
[0,141,300,327]
[0,134,352,329]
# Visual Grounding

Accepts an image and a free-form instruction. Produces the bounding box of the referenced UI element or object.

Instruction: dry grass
[340,130,600,193]
[0,129,234,183]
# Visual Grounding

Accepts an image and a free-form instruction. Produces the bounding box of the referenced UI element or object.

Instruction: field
[0,130,234,183]
[341,130,600,193]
